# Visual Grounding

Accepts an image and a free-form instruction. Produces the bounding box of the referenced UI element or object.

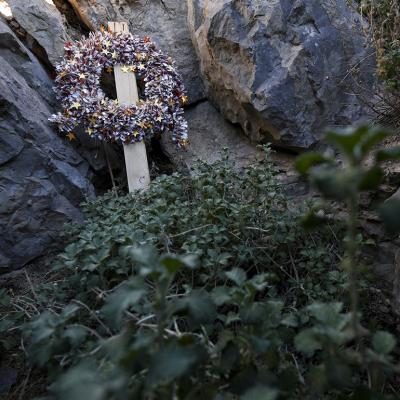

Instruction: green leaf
[121,245,159,268]
[294,329,321,356]
[181,254,199,269]
[307,302,343,326]
[249,336,271,354]
[225,312,241,325]
[358,127,389,159]
[281,313,299,328]
[29,339,57,367]
[247,273,272,292]
[219,341,240,372]
[101,281,146,329]
[60,304,80,321]
[359,166,384,190]
[325,125,369,160]
[29,312,59,344]
[211,286,232,306]
[325,359,352,388]
[183,290,217,326]
[308,364,327,394]
[379,199,400,234]
[277,367,298,392]
[309,164,353,200]
[147,344,205,385]
[241,385,278,400]
[295,152,332,175]
[230,364,259,395]
[0,289,10,306]
[325,125,388,163]
[63,326,87,347]
[239,301,282,327]
[376,146,400,162]
[226,268,247,286]
[372,331,396,354]
[161,255,184,274]
[300,210,326,231]
[50,361,107,400]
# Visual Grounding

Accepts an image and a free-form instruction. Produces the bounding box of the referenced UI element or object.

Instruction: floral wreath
[49,30,189,146]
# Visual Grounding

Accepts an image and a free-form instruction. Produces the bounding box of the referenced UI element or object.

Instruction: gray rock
[0,17,55,106]
[161,101,262,170]
[7,0,69,65]
[0,18,94,271]
[65,0,204,104]
[188,0,376,149]
[387,187,400,202]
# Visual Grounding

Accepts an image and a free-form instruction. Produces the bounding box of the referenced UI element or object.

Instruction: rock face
[188,0,376,149]
[162,101,262,170]
[0,18,94,271]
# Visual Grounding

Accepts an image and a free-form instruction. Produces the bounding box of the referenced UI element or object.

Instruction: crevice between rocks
[5,17,54,75]
[52,0,91,36]
[185,96,208,111]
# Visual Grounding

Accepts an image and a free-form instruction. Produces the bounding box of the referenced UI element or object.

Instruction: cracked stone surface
[188,0,376,149]
[0,18,94,271]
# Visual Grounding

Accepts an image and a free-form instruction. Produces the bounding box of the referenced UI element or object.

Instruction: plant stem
[103,143,118,197]
[347,191,360,340]
[155,278,170,342]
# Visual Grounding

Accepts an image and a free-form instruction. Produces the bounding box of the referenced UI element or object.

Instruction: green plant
[1,141,400,399]
[359,0,400,90]
[297,125,400,397]
[353,1,400,131]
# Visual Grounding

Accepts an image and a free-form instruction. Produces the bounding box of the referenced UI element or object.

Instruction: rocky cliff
[188,0,375,149]
[0,0,375,272]
[0,17,94,271]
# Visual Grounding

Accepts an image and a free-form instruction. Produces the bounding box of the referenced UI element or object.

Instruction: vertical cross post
[108,21,150,193]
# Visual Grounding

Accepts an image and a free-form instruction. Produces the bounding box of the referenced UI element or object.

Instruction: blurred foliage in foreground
[2,128,400,399]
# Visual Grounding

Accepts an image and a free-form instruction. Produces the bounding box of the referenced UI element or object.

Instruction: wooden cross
[108,21,151,193]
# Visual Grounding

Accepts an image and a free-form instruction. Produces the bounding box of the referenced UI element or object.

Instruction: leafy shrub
[354,0,400,132]
[50,148,343,307]
[359,0,400,90]
[1,141,399,399]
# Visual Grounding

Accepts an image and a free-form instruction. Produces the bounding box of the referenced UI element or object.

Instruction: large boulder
[0,18,94,272]
[188,0,376,149]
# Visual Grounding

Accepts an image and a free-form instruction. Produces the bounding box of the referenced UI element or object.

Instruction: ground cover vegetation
[357,0,400,129]
[1,126,400,399]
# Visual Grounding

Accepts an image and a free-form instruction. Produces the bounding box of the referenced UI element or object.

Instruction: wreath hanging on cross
[49,30,189,146]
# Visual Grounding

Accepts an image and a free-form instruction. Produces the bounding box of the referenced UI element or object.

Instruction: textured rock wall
[0,18,94,271]
[161,101,262,170]
[188,0,376,149]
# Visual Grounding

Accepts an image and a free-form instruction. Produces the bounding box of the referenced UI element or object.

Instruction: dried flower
[50,31,189,146]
